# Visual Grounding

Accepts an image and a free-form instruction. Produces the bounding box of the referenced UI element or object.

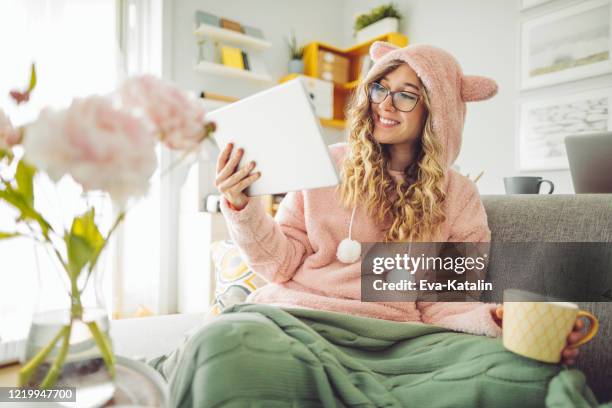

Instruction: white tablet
[206,78,340,196]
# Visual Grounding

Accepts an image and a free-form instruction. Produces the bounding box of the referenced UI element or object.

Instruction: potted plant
[354,3,403,43]
[0,66,215,406]
[285,30,304,74]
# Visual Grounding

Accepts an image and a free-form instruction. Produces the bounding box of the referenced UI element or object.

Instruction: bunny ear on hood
[461,75,498,102]
[369,41,401,62]
[363,43,498,168]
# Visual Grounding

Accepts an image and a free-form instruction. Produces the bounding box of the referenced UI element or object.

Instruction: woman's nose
[380,94,395,111]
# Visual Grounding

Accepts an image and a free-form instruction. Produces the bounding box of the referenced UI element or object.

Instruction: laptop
[565,133,612,193]
[206,78,339,196]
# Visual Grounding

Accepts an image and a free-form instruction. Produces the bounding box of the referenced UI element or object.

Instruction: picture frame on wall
[518,87,612,171]
[520,0,612,90]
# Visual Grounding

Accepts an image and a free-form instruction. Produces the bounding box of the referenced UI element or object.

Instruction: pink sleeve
[447,180,491,243]
[417,302,502,337]
[220,192,313,283]
[417,181,501,337]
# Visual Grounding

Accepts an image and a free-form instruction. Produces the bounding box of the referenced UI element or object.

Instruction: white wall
[342,0,612,194]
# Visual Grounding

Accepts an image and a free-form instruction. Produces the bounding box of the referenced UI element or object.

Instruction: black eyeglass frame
[367,82,421,113]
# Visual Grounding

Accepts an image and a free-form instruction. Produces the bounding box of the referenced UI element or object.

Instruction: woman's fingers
[216,147,244,184]
[491,306,503,327]
[233,172,261,193]
[217,162,256,193]
[562,317,585,365]
[562,344,580,366]
[496,307,503,320]
[562,347,579,359]
[567,318,586,345]
[573,318,585,331]
[216,143,233,173]
[567,330,585,345]
[562,346,579,365]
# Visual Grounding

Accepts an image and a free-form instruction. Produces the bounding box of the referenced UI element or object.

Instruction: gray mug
[504,176,554,194]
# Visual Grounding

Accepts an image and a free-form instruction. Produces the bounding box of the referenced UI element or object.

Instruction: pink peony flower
[0,109,21,150]
[119,75,209,150]
[23,96,157,205]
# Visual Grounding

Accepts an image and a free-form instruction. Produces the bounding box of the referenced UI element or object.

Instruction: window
[0,0,119,336]
[115,0,165,316]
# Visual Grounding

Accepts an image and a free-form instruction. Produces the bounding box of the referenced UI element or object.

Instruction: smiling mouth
[375,113,400,128]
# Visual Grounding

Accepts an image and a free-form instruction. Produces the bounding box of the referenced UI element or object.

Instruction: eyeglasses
[368,82,420,112]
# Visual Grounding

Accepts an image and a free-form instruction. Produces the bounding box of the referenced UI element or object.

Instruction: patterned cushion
[208,240,266,316]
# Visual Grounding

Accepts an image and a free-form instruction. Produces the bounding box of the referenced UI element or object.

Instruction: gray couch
[129,194,612,403]
[482,194,612,401]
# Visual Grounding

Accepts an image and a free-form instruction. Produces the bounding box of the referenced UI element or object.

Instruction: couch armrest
[110,313,207,361]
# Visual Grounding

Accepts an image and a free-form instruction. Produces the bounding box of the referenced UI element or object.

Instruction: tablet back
[206,78,339,196]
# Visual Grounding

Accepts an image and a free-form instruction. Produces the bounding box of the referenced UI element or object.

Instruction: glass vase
[21,193,115,408]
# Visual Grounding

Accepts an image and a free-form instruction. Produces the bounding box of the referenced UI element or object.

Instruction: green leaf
[66,209,105,278]
[73,209,104,253]
[0,148,14,164]
[0,232,20,240]
[0,187,51,238]
[66,234,93,279]
[27,63,37,93]
[16,160,36,207]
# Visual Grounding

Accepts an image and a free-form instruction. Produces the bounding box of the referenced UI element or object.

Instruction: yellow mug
[502,299,599,363]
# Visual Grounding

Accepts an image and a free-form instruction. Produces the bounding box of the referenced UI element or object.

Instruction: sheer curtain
[114,0,164,317]
[0,0,167,339]
[0,0,118,337]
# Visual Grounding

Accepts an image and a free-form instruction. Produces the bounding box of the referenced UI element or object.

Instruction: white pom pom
[336,238,361,263]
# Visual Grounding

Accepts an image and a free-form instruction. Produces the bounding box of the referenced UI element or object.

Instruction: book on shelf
[221,46,245,70]
[241,51,250,70]
[195,10,220,27]
[199,91,238,103]
[242,25,264,39]
[220,17,243,33]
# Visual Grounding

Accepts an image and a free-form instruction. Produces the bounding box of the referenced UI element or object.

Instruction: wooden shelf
[194,61,272,83]
[194,24,272,51]
[344,32,408,56]
[280,33,408,130]
[320,118,345,129]
[304,33,408,84]
[298,33,408,128]
[279,73,300,83]
[279,74,346,129]
[340,79,360,91]
[280,73,357,91]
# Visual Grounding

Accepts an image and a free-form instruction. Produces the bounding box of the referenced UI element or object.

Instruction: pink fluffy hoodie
[220,42,502,337]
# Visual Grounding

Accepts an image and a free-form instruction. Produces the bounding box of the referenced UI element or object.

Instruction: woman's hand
[215,143,261,211]
[491,306,585,365]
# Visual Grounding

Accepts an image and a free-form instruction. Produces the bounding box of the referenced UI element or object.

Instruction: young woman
[215,42,585,363]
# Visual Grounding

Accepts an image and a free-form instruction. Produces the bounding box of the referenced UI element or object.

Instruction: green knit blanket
[151,303,607,407]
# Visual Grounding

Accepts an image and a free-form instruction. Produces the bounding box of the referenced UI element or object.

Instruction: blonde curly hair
[339,60,446,242]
